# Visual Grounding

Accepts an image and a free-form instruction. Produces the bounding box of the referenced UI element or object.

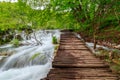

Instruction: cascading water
[0,30,60,80]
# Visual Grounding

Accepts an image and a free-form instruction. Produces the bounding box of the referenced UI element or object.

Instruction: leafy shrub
[52,36,58,44]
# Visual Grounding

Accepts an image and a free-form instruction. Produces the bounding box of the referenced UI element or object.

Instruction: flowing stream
[0,30,60,80]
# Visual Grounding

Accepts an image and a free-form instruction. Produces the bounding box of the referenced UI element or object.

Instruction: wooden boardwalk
[44,31,119,80]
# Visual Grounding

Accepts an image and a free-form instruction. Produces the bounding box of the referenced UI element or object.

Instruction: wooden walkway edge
[44,31,119,80]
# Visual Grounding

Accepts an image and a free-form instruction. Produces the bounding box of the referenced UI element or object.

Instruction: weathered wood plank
[53,63,109,68]
[60,42,85,45]
[46,68,118,80]
[44,31,119,80]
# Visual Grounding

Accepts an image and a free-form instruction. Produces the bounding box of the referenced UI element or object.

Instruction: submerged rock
[0,51,14,57]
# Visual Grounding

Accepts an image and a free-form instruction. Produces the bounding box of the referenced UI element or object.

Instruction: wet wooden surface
[44,31,119,80]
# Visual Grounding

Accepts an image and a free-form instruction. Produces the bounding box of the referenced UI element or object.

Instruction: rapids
[0,30,60,80]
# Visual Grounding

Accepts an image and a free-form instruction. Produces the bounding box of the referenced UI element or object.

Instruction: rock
[15,34,23,40]
[0,51,14,57]
[0,56,7,62]
[95,47,105,52]
[114,45,120,49]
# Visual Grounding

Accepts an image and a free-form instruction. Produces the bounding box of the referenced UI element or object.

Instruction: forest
[0,0,120,44]
[0,0,120,80]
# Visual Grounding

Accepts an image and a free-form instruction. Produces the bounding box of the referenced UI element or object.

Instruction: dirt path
[44,31,119,80]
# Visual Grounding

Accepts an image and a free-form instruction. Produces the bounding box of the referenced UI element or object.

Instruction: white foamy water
[0,62,52,80]
[0,30,60,80]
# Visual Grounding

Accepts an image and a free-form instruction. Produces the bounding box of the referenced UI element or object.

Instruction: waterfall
[0,30,60,80]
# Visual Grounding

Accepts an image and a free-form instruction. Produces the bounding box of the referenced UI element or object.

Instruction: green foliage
[0,0,119,31]
[52,36,58,44]
[0,2,19,31]
[10,39,20,47]
[0,0,120,45]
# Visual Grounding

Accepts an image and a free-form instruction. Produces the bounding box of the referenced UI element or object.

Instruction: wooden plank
[60,43,85,45]
[53,63,109,68]
[61,38,80,40]
[46,68,118,80]
[59,46,88,50]
[44,31,118,80]
[60,39,81,41]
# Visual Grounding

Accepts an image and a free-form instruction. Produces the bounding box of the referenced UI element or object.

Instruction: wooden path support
[44,31,119,80]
